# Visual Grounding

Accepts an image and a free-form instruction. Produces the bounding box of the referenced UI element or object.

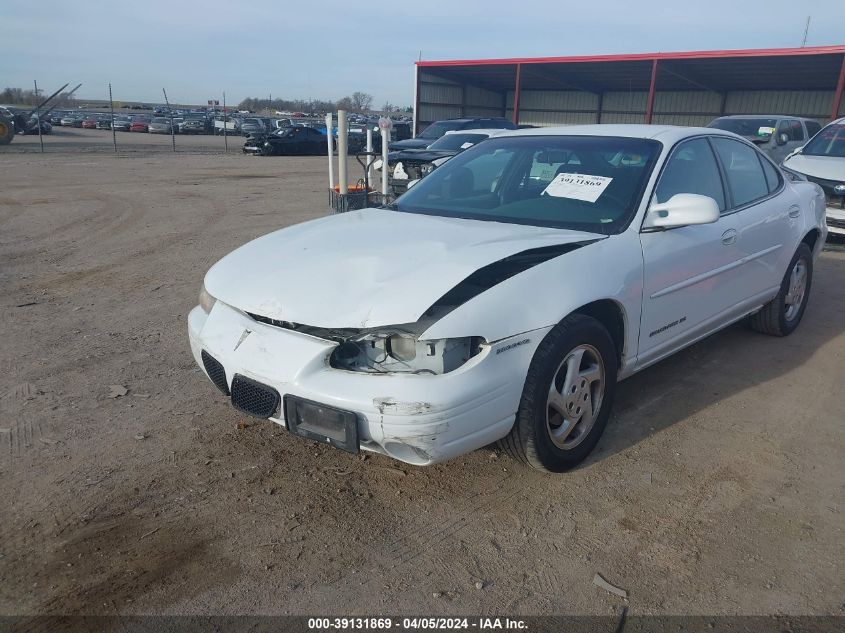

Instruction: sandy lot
[0,130,843,618]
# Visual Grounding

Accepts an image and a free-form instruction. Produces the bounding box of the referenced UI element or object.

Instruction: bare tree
[336,96,355,112]
[351,92,373,113]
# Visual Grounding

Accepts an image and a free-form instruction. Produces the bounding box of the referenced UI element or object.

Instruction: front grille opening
[231,375,281,419]
[201,350,230,396]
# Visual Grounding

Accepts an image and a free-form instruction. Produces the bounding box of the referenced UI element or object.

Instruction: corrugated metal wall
[464,85,504,117]
[725,91,835,119]
[419,69,843,131]
[418,71,505,127]
[504,89,725,126]
[418,72,462,125]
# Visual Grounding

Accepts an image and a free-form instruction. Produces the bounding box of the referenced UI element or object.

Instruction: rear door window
[710,137,770,208]
[759,156,782,194]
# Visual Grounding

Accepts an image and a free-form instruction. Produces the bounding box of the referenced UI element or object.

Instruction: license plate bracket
[283,395,359,454]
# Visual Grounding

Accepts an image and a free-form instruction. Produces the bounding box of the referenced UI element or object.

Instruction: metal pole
[109,83,117,153]
[644,59,659,124]
[412,63,419,137]
[337,110,348,195]
[366,127,374,185]
[223,92,228,152]
[512,63,522,125]
[162,88,176,152]
[830,54,845,122]
[325,112,334,190]
[381,128,390,198]
[33,80,44,153]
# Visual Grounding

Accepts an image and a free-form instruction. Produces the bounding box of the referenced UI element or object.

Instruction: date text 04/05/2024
[307,617,528,630]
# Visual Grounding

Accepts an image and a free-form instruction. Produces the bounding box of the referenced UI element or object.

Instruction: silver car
[148,117,175,134]
[708,115,822,164]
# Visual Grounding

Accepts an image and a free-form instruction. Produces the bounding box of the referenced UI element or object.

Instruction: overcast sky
[1,0,843,107]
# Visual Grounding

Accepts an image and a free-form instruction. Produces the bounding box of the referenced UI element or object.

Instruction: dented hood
[204,208,602,329]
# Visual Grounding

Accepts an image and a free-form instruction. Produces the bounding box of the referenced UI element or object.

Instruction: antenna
[801,16,811,47]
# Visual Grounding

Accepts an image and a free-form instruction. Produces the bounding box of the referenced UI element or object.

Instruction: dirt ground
[0,129,843,617]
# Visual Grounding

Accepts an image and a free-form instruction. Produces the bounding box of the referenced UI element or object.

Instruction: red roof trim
[416,45,845,68]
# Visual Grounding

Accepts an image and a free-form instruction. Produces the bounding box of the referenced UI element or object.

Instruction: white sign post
[378,117,393,198]
[325,112,334,191]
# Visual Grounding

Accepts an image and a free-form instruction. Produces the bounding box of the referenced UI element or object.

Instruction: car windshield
[801,123,845,157]
[428,133,488,151]
[709,118,778,139]
[243,118,261,125]
[394,135,661,234]
[152,117,167,123]
[419,120,464,139]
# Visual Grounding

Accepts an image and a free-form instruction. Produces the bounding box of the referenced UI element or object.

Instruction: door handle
[788,205,801,218]
[721,229,737,245]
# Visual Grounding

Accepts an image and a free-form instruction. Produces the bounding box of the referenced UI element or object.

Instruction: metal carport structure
[413,45,845,134]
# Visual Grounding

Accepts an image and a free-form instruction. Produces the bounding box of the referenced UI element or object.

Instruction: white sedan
[189,125,827,472]
[782,117,845,235]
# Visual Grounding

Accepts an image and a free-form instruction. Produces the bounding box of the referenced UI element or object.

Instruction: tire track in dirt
[310,471,550,603]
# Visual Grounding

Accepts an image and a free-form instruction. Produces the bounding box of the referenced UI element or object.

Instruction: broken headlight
[330,331,485,375]
[198,284,217,314]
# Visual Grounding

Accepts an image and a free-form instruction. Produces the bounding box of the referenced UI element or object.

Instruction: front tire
[0,119,13,145]
[749,243,813,337]
[501,314,618,472]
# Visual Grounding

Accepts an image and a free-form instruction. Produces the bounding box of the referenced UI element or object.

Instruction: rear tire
[749,243,813,337]
[501,314,618,472]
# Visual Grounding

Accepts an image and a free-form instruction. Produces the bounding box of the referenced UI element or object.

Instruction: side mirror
[643,193,720,230]
[776,133,789,146]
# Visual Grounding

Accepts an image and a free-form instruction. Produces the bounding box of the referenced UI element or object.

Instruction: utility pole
[801,16,811,47]
[34,80,44,153]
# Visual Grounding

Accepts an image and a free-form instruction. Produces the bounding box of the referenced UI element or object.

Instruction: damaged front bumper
[188,302,546,465]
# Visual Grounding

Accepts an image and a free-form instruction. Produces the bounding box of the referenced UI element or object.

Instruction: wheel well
[573,299,625,364]
[801,229,819,253]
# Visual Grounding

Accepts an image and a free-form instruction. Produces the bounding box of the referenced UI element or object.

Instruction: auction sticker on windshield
[542,173,613,203]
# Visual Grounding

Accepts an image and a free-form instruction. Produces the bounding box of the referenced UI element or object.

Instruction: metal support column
[644,59,658,124]
[831,54,845,121]
[512,63,522,125]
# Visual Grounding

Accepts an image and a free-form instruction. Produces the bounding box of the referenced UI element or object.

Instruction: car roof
[713,114,817,121]
[442,128,508,137]
[491,124,739,145]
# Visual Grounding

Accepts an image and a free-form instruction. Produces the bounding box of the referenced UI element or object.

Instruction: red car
[81,118,98,129]
[130,119,150,132]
